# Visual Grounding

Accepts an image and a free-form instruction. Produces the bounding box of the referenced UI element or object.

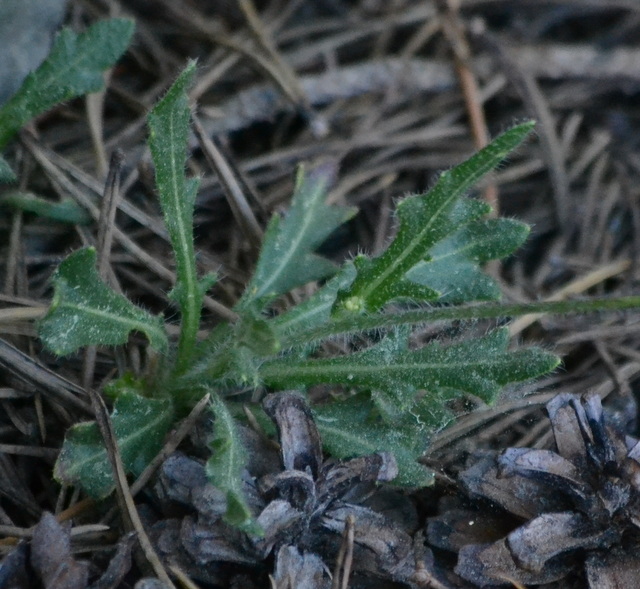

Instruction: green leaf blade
[54,391,173,499]
[207,393,261,535]
[147,62,201,371]
[336,122,534,313]
[261,327,559,406]
[314,395,434,487]
[240,163,356,310]
[0,18,134,149]
[39,247,167,355]
[407,218,530,303]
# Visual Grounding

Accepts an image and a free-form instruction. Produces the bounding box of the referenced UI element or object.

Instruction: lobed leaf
[39,247,167,355]
[54,391,173,499]
[147,62,202,371]
[239,162,356,310]
[407,217,529,303]
[260,328,559,407]
[335,122,535,313]
[0,19,134,150]
[207,392,262,535]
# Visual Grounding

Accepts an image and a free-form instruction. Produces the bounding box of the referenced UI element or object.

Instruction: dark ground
[1,1,640,587]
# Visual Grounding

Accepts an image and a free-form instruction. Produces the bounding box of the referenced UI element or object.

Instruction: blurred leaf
[39,247,167,355]
[239,162,356,310]
[335,122,535,313]
[0,155,16,183]
[207,392,262,535]
[0,19,134,148]
[54,391,173,499]
[1,191,91,224]
[407,218,530,303]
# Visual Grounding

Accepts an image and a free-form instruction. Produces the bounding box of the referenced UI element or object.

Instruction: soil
[1,1,640,587]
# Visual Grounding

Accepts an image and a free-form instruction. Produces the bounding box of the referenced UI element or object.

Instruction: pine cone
[428,392,640,587]
[151,392,435,587]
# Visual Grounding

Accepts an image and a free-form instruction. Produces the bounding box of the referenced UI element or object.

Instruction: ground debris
[148,392,427,587]
[428,393,640,588]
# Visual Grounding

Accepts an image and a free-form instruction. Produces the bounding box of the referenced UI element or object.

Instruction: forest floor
[1,1,640,587]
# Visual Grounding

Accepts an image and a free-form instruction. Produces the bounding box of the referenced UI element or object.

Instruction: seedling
[2,19,640,533]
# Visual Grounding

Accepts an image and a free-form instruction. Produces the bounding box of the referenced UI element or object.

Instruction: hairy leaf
[407,218,529,303]
[207,393,261,535]
[148,62,203,370]
[39,247,167,355]
[0,19,134,149]
[335,122,535,313]
[239,162,356,310]
[260,328,559,407]
[54,391,173,499]
[314,395,434,487]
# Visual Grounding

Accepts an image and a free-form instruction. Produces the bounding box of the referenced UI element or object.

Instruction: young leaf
[207,392,262,535]
[148,62,202,372]
[314,394,434,487]
[54,391,173,499]
[407,218,529,303]
[39,247,167,355]
[335,122,535,313]
[260,327,559,407]
[239,162,356,310]
[0,19,134,149]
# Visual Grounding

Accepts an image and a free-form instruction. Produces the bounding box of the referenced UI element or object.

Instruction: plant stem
[280,296,640,348]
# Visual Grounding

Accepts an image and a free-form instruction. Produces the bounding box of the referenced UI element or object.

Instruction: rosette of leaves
[30,55,564,534]
[427,392,640,587]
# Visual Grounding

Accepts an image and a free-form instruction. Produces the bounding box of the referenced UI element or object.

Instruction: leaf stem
[279,296,640,348]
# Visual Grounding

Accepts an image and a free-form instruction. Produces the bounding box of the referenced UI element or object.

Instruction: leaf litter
[2,0,640,587]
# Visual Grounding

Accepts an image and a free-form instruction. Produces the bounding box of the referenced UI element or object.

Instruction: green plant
[3,24,640,534]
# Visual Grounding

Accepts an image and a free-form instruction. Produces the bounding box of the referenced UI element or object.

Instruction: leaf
[148,62,202,370]
[260,327,559,407]
[0,191,92,224]
[54,391,173,499]
[335,122,535,313]
[407,218,529,303]
[39,247,168,355]
[0,155,16,183]
[0,19,134,149]
[271,263,356,340]
[207,393,262,535]
[239,162,356,310]
[314,395,434,487]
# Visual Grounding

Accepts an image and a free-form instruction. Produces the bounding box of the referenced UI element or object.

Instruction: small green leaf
[335,122,535,313]
[39,247,168,355]
[1,191,92,224]
[0,155,16,183]
[240,163,356,310]
[271,263,356,339]
[407,218,529,303]
[0,19,134,149]
[54,391,173,499]
[207,393,262,535]
[314,395,434,487]
[148,62,201,372]
[260,327,559,406]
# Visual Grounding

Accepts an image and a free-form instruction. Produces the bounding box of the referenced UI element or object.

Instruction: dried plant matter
[152,392,438,587]
[428,393,640,587]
